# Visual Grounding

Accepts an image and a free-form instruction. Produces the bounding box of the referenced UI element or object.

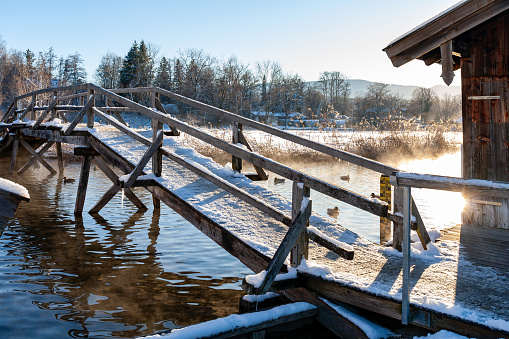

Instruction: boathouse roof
[383,0,509,68]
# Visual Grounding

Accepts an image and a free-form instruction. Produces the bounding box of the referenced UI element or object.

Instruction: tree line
[0,37,461,123]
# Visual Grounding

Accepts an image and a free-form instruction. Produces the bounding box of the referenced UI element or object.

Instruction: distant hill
[347,79,461,99]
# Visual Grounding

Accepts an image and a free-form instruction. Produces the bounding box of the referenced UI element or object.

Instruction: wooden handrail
[391,172,509,197]
[89,84,389,218]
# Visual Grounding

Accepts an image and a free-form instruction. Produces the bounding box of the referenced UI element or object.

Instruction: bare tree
[410,87,437,122]
[95,52,122,88]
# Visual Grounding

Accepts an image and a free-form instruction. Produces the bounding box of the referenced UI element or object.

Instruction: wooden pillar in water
[74,151,92,215]
[56,142,64,173]
[461,11,509,228]
[152,91,162,209]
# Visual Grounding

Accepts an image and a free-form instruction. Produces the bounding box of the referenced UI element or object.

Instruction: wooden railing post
[86,88,95,128]
[401,186,412,325]
[291,182,310,267]
[232,121,243,173]
[152,95,163,178]
[393,186,404,251]
[380,175,392,244]
[31,94,36,120]
[51,91,57,120]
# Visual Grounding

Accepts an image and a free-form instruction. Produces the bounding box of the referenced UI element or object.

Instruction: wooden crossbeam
[1,101,15,122]
[31,97,58,130]
[90,155,147,213]
[154,97,179,136]
[18,139,56,174]
[120,130,163,188]
[0,134,14,154]
[18,100,35,121]
[238,129,268,180]
[62,95,96,136]
[18,140,56,175]
[257,200,312,295]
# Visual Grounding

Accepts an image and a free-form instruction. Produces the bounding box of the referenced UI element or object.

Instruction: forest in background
[0,38,462,125]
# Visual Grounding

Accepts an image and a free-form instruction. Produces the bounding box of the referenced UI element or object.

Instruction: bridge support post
[74,147,93,215]
[56,142,64,173]
[9,132,19,175]
[291,182,310,267]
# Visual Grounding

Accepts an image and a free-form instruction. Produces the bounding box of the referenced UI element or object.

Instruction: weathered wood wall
[461,10,509,228]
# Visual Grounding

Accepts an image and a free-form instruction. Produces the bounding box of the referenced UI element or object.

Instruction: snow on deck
[90,126,509,333]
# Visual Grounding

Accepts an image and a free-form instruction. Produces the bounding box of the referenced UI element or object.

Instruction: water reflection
[0,159,250,338]
[248,151,464,242]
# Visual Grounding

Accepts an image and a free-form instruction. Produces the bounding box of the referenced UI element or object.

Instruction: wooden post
[380,175,392,244]
[9,133,19,175]
[393,186,404,251]
[290,182,310,267]
[51,91,57,121]
[86,89,95,128]
[232,121,243,173]
[74,153,92,215]
[401,186,412,325]
[31,94,36,121]
[151,120,163,178]
[56,142,64,172]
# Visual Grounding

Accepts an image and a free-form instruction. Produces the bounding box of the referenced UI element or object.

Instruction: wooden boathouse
[384,0,509,228]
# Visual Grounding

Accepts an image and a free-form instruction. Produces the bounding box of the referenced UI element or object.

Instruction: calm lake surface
[0,150,463,338]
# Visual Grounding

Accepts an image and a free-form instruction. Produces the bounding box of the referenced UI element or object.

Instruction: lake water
[0,150,464,338]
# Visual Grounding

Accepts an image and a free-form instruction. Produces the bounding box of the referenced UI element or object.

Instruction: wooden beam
[155,303,317,339]
[18,100,35,121]
[257,200,312,295]
[74,154,92,215]
[89,185,119,214]
[56,142,64,172]
[1,100,15,122]
[154,97,179,136]
[440,40,455,86]
[9,136,19,174]
[62,95,96,136]
[31,97,58,130]
[91,155,147,212]
[121,130,163,188]
[238,128,268,180]
[282,288,369,339]
[18,140,56,175]
[384,0,509,67]
[390,172,509,198]
[232,121,243,173]
[290,182,310,267]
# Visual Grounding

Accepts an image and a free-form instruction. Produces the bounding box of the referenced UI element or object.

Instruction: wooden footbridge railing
[0,83,466,336]
[1,83,431,249]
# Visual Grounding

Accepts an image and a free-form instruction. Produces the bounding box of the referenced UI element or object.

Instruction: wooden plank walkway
[81,127,509,337]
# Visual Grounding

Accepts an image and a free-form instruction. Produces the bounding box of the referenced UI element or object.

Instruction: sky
[0,0,462,88]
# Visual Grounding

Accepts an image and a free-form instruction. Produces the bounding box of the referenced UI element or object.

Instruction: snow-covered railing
[390,171,509,325]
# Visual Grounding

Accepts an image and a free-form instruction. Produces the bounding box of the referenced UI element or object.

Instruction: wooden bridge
[1,84,509,338]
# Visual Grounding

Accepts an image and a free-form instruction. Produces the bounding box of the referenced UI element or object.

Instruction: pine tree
[155,56,172,90]
[119,41,139,88]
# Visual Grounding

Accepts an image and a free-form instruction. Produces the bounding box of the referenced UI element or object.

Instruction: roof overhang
[383,0,509,68]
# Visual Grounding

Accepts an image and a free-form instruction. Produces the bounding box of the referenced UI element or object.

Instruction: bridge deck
[89,127,509,336]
